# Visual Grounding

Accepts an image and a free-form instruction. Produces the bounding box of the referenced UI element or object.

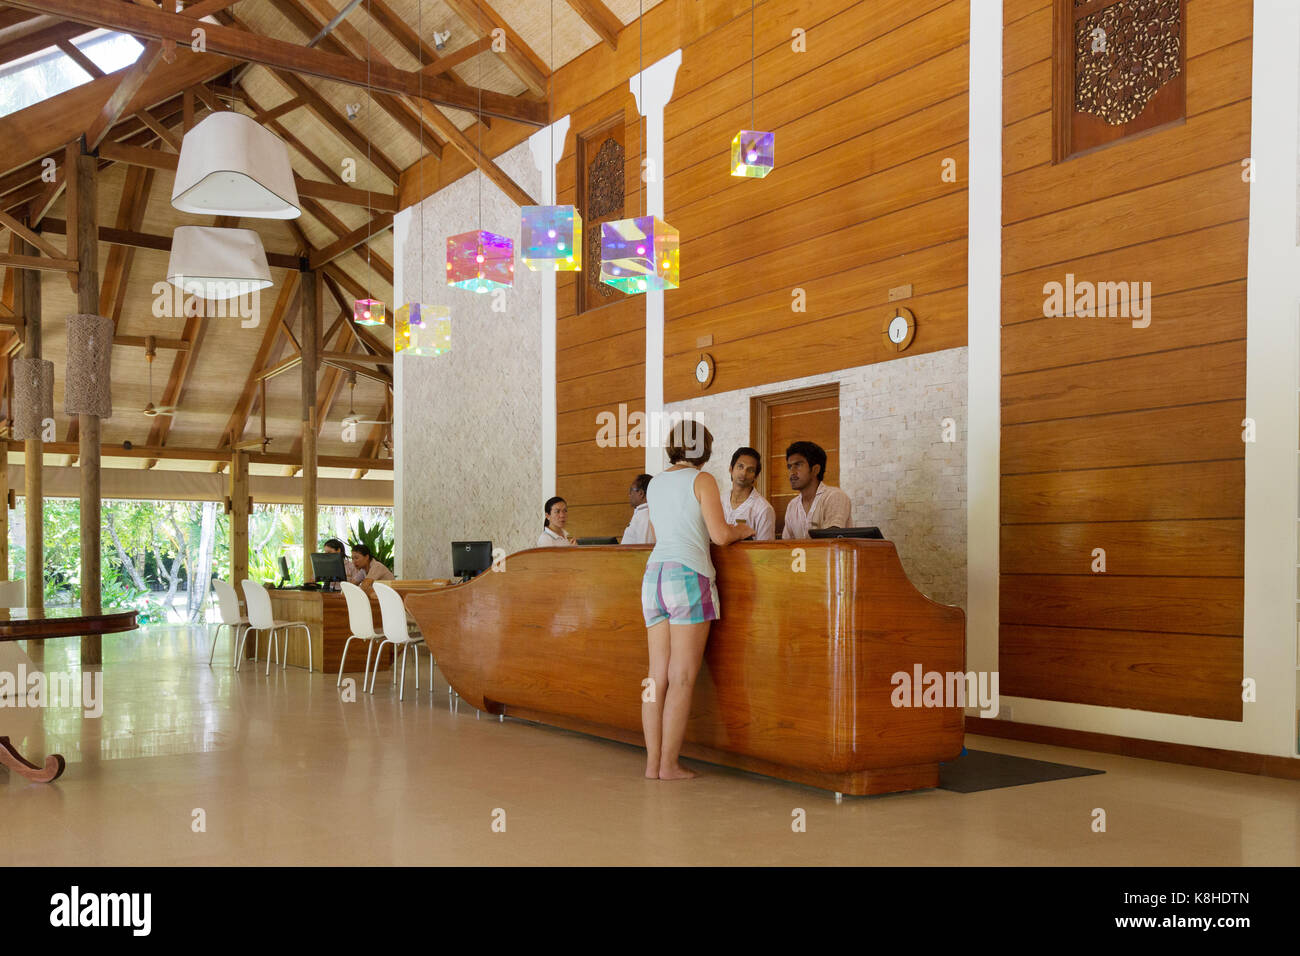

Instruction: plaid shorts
[641,561,720,627]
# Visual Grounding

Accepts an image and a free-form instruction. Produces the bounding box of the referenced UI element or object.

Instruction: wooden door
[750,384,840,537]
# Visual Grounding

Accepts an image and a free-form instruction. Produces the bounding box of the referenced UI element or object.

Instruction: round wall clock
[695,352,715,389]
[882,307,916,352]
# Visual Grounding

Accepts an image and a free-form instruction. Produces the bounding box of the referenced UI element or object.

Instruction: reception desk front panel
[405,539,965,795]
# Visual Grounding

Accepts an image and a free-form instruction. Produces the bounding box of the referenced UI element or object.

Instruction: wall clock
[695,352,715,389]
[882,307,916,352]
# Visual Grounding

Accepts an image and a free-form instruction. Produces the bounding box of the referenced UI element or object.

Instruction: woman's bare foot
[645,760,659,779]
[658,762,697,780]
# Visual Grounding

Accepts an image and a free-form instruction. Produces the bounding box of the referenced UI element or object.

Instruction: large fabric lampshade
[166,226,272,301]
[171,112,301,219]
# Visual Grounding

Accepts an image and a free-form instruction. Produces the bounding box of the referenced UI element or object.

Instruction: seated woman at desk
[537,496,575,547]
[350,544,395,588]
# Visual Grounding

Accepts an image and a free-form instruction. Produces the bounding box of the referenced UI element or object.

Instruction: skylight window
[0,30,144,120]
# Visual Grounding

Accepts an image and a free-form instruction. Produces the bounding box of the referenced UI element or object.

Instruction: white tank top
[646,467,715,579]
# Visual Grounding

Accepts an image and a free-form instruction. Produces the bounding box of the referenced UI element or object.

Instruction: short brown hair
[665,419,712,467]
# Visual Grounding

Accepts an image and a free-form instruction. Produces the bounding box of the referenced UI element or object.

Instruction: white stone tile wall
[665,347,968,608]
[396,141,544,579]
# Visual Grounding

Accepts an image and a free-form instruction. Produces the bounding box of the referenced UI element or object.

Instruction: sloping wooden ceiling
[0,0,661,476]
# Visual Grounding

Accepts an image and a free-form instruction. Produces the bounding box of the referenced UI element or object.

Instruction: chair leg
[362,641,375,695]
[266,630,277,676]
[298,625,312,673]
[209,623,223,664]
[234,624,247,667]
[369,642,389,693]
[399,645,408,701]
[338,636,355,687]
[235,626,250,672]
[412,644,420,690]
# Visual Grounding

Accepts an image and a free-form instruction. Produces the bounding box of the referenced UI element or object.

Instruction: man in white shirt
[722,447,775,541]
[781,440,852,539]
[620,473,656,544]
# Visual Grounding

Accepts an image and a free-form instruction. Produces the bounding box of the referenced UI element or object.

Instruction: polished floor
[1,627,1297,866]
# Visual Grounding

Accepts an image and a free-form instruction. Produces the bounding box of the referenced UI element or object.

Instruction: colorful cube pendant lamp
[446,229,514,293]
[731,130,775,178]
[353,298,387,326]
[395,303,451,357]
[520,205,582,271]
[599,215,680,294]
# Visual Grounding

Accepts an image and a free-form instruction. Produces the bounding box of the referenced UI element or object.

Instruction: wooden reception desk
[264,581,445,672]
[405,540,965,796]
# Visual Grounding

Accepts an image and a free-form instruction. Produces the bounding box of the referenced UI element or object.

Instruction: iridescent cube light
[353,298,387,326]
[520,205,582,271]
[730,130,775,178]
[599,216,680,295]
[446,229,514,293]
[395,302,452,356]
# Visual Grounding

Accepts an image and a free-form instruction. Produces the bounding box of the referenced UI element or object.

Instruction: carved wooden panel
[577,117,626,314]
[1055,0,1187,161]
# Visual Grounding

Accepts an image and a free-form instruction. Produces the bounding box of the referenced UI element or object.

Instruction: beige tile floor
[1,626,1298,866]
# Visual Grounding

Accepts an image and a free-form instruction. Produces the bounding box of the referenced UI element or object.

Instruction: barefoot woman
[641,421,754,780]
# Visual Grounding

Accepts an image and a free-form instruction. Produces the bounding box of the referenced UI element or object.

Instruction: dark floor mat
[938,749,1104,793]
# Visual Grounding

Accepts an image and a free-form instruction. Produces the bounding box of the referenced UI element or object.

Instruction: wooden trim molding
[965,716,1300,781]
[749,382,840,504]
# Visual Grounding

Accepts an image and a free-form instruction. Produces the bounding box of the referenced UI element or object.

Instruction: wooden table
[0,606,138,783]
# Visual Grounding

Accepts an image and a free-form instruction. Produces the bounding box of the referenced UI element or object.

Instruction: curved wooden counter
[405,540,965,796]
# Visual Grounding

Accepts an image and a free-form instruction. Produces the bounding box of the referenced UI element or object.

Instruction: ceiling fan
[141,337,177,417]
[340,372,391,428]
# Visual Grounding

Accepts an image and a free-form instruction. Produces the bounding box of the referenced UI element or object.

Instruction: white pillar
[630,50,683,476]
[391,205,411,577]
[1242,0,1300,755]
[528,116,571,501]
[966,3,1002,684]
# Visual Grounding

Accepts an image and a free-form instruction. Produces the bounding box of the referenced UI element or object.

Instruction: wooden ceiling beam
[0,21,88,70]
[300,197,393,287]
[439,0,550,96]
[274,0,449,157]
[307,212,394,271]
[420,36,490,79]
[85,41,169,150]
[40,216,304,270]
[220,268,301,448]
[56,37,104,78]
[4,0,548,124]
[565,0,623,51]
[6,439,392,470]
[366,0,487,122]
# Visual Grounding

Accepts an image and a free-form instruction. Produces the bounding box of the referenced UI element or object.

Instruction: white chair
[0,580,24,608]
[338,582,383,691]
[210,579,250,666]
[371,583,425,700]
[238,579,313,674]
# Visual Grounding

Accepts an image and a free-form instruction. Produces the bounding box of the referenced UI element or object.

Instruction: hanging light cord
[365,0,373,288]
[639,0,644,217]
[417,0,424,302]
[751,0,755,131]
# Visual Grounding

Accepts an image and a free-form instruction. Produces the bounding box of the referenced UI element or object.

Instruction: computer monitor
[310,551,347,584]
[451,541,493,582]
[577,537,619,546]
[278,555,291,585]
[809,526,884,540]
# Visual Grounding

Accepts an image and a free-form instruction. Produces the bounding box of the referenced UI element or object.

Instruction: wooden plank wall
[998,0,1251,720]
[664,0,971,400]
[554,0,972,537]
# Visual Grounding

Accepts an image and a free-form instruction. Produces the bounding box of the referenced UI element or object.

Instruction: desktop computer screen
[309,551,347,585]
[451,541,493,582]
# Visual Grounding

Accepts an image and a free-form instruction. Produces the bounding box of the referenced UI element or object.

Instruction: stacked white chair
[337,582,383,691]
[210,579,250,666]
[238,579,313,674]
[371,583,426,701]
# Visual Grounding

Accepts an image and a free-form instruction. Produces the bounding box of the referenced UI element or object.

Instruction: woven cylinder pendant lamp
[11,357,53,440]
[166,226,272,301]
[64,313,114,419]
[171,112,301,219]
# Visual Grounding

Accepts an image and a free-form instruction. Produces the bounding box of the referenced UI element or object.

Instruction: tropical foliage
[6,498,393,624]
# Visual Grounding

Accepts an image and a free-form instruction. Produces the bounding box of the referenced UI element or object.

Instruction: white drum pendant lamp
[167,226,272,301]
[171,112,301,219]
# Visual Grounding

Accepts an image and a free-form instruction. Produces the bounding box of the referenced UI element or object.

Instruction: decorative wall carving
[1073,0,1181,126]
[583,135,625,306]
